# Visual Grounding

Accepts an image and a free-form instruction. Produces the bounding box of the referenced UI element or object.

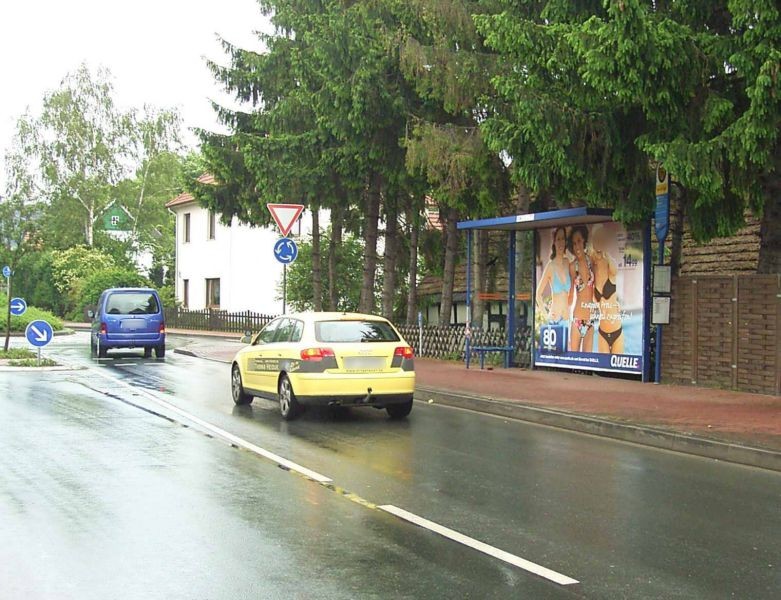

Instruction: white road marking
[84,365,577,584]
[91,369,333,484]
[378,505,579,586]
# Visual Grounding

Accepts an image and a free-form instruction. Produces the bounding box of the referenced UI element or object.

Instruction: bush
[72,267,150,321]
[0,294,64,332]
[13,251,64,315]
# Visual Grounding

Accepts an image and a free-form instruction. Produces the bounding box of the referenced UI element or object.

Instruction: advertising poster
[533,221,645,375]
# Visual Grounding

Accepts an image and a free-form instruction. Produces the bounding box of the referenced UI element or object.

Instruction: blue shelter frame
[457,208,652,381]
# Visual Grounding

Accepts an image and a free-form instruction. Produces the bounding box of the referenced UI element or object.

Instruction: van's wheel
[278,375,302,420]
[143,347,152,358]
[98,343,108,359]
[386,399,413,419]
[155,344,166,358]
[90,337,97,357]
[231,364,252,405]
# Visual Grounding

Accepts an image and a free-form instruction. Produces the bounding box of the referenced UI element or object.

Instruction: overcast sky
[0,0,271,186]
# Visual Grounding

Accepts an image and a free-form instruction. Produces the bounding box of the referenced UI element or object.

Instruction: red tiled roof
[165,191,196,209]
[165,173,217,209]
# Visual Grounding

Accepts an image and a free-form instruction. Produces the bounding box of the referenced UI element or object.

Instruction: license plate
[121,319,147,330]
[342,356,386,370]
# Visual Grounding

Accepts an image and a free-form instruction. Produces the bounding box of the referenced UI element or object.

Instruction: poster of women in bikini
[533,221,645,375]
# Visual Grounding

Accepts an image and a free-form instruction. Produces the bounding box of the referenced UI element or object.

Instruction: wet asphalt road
[1,332,779,599]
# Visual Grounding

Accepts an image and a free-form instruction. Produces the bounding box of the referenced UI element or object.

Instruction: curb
[415,386,781,473]
[173,348,233,362]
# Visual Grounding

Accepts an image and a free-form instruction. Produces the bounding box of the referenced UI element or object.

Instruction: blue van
[89,288,166,358]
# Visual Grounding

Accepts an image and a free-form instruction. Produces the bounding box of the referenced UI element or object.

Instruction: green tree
[282,231,364,312]
[475,0,780,272]
[1,117,45,350]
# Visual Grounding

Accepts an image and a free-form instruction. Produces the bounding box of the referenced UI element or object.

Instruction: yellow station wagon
[231,312,416,420]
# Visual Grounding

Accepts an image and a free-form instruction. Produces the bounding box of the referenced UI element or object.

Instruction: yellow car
[231,312,416,420]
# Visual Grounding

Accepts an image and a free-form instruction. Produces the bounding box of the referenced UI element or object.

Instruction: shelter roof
[457,207,615,232]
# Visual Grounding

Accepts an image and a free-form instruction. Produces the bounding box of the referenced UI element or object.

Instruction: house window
[208,211,216,240]
[182,279,189,309]
[206,278,220,309]
[183,213,191,243]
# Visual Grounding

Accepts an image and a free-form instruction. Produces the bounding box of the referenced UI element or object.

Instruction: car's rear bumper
[290,372,415,406]
[99,333,166,348]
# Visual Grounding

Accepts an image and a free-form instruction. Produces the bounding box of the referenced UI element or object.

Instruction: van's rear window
[106,293,160,315]
[315,320,400,343]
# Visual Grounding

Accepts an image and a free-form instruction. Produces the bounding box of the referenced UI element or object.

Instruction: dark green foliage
[13,251,64,315]
[0,293,63,332]
[476,1,780,242]
[75,267,150,319]
[282,232,364,312]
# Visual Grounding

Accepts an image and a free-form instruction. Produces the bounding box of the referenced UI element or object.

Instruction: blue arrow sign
[2,266,10,278]
[274,237,299,265]
[10,297,27,316]
[25,320,53,348]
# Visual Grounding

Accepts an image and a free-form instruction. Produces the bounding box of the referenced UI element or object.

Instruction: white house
[166,179,315,315]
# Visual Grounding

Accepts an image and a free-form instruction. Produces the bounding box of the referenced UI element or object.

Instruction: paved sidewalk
[165,328,781,472]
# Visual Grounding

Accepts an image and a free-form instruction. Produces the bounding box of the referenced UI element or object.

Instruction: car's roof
[105,287,158,293]
[283,311,391,323]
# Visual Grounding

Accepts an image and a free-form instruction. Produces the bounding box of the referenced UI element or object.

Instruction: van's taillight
[100,322,108,335]
[300,347,335,361]
[394,346,414,359]
[159,323,166,334]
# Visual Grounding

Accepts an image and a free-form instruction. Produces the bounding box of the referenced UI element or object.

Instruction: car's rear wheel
[143,347,152,358]
[386,399,413,419]
[98,342,108,359]
[231,364,252,406]
[278,374,302,420]
[90,337,97,357]
[155,344,166,358]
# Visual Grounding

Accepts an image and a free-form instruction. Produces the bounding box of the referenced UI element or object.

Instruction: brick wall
[662,275,780,395]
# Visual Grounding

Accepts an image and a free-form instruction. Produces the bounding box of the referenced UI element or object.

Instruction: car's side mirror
[87,310,95,319]
[240,334,252,344]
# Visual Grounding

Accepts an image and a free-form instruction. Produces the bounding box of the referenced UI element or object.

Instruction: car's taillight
[300,347,335,361]
[159,323,166,334]
[394,346,414,359]
[100,322,108,335]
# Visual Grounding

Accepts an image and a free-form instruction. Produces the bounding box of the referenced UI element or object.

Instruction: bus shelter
[457,208,652,382]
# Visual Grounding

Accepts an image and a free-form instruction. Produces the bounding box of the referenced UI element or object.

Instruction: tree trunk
[757,187,781,274]
[405,203,420,325]
[472,230,489,329]
[310,206,322,311]
[381,198,398,321]
[439,206,459,327]
[328,203,343,311]
[86,206,94,247]
[359,173,382,314]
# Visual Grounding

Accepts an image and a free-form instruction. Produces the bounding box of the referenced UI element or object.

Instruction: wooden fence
[661,274,780,395]
[164,307,275,333]
[397,324,533,367]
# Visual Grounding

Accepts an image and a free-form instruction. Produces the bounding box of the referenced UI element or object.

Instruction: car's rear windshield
[105,292,160,315]
[315,320,400,343]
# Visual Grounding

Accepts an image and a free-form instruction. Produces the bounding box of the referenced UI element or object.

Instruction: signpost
[268,204,305,315]
[274,237,299,314]
[10,298,27,316]
[25,319,53,366]
[654,164,671,384]
[267,204,304,238]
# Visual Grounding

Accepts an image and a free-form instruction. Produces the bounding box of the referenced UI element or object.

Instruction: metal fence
[164,307,275,333]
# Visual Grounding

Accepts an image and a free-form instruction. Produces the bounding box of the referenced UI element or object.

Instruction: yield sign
[267,204,304,237]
